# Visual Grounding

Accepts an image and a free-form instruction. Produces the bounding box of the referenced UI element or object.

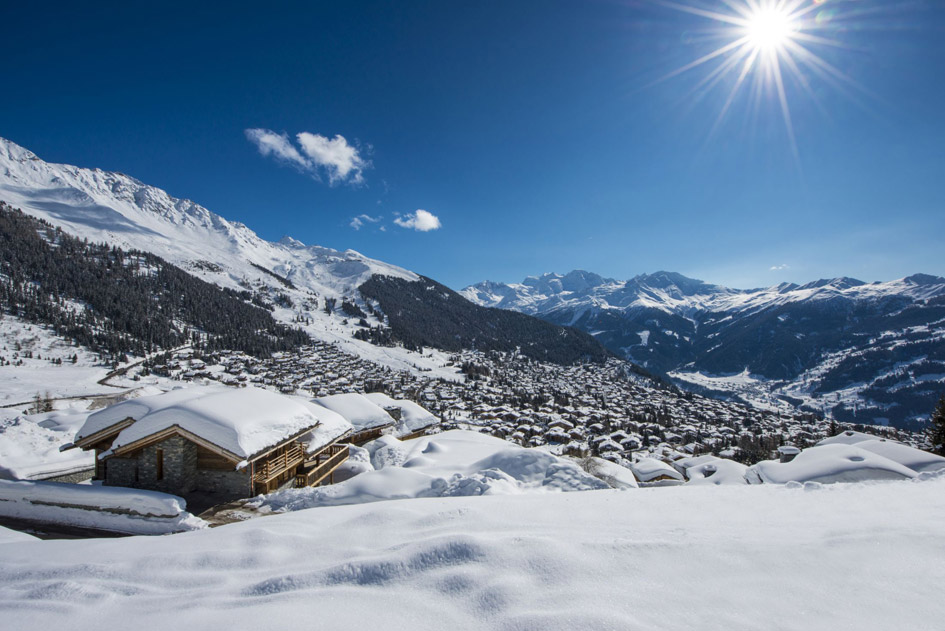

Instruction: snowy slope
[0,137,468,379]
[0,137,416,297]
[1,476,944,630]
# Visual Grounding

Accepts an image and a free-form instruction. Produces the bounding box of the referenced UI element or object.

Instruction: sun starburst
[655,0,862,159]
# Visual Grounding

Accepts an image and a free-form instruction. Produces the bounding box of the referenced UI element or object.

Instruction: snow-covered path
[2,477,944,630]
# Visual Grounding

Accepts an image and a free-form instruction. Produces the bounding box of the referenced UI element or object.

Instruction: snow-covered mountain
[0,137,449,373]
[464,270,945,428]
[464,270,945,318]
[0,137,416,297]
[0,137,608,374]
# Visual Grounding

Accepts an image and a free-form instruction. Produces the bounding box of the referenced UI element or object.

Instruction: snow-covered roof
[363,392,439,435]
[751,444,917,485]
[629,458,684,483]
[312,393,395,432]
[81,386,338,461]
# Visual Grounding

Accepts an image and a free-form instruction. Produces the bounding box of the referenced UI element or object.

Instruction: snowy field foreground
[2,477,944,631]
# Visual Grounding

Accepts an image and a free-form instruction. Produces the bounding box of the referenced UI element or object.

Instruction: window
[156,448,164,481]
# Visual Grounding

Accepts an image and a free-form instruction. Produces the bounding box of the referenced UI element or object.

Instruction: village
[1,333,937,539]
[143,341,919,465]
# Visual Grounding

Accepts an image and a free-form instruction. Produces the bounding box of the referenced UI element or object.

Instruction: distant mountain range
[463,270,945,429]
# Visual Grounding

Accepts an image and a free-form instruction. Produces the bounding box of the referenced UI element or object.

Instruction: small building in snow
[67,386,353,506]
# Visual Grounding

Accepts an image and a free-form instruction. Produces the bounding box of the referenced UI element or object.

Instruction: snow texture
[0,409,93,480]
[2,476,944,630]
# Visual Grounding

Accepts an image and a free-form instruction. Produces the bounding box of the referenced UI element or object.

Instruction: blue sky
[1,0,943,290]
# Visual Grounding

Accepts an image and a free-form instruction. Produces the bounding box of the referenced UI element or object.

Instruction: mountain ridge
[463,269,945,428]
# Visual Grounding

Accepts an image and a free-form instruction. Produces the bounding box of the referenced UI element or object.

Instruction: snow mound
[251,430,607,512]
[852,439,945,473]
[0,409,93,480]
[750,443,918,485]
[816,430,880,446]
[0,479,207,535]
[682,456,749,486]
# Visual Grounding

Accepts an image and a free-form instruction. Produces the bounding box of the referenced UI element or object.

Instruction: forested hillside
[0,202,310,360]
[359,274,611,364]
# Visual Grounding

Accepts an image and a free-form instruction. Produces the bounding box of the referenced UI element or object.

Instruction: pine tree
[928,394,945,456]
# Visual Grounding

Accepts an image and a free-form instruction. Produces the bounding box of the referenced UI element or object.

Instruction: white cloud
[245,128,369,185]
[394,209,442,232]
[770,264,790,271]
[244,129,308,169]
[296,132,368,185]
[350,214,382,230]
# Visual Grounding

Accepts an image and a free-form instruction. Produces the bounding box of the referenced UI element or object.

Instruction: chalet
[66,386,353,505]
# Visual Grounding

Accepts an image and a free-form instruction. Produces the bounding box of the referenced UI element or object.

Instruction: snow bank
[312,393,395,432]
[682,456,750,486]
[0,409,93,480]
[251,430,607,512]
[81,386,334,459]
[577,456,639,489]
[750,443,917,485]
[853,439,945,473]
[816,430,878,446]
[0,479,207,535]
[2,474,944,630]
[363,392,439,435]
[0,524,37,543]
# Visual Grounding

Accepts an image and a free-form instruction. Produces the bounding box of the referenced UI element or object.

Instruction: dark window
[156,448,164,480]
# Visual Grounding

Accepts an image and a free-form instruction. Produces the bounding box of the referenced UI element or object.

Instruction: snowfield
[2,476,944,630]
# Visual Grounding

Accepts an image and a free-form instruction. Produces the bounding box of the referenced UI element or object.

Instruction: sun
[654,0,861,159]
[744,7,797,53]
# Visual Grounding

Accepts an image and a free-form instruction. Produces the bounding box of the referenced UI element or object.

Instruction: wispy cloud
[350,214,382,230]
[244,129,308,170]
[394,209,442,232]
[770,264,791,271]
[245,128,369,185]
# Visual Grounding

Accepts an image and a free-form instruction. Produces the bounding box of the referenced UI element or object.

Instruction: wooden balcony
[296,443,349,488]
[253,442,304,484]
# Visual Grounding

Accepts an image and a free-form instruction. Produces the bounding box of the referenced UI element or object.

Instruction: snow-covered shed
[68,386,353,503]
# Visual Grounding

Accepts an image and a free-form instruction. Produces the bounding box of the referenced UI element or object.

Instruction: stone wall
[39,468,95,484]
[193,468,250,501]
[105,435,198,497]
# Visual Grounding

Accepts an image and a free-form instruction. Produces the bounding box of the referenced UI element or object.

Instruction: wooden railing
[253,443,304,483]
[296,444,349,488]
